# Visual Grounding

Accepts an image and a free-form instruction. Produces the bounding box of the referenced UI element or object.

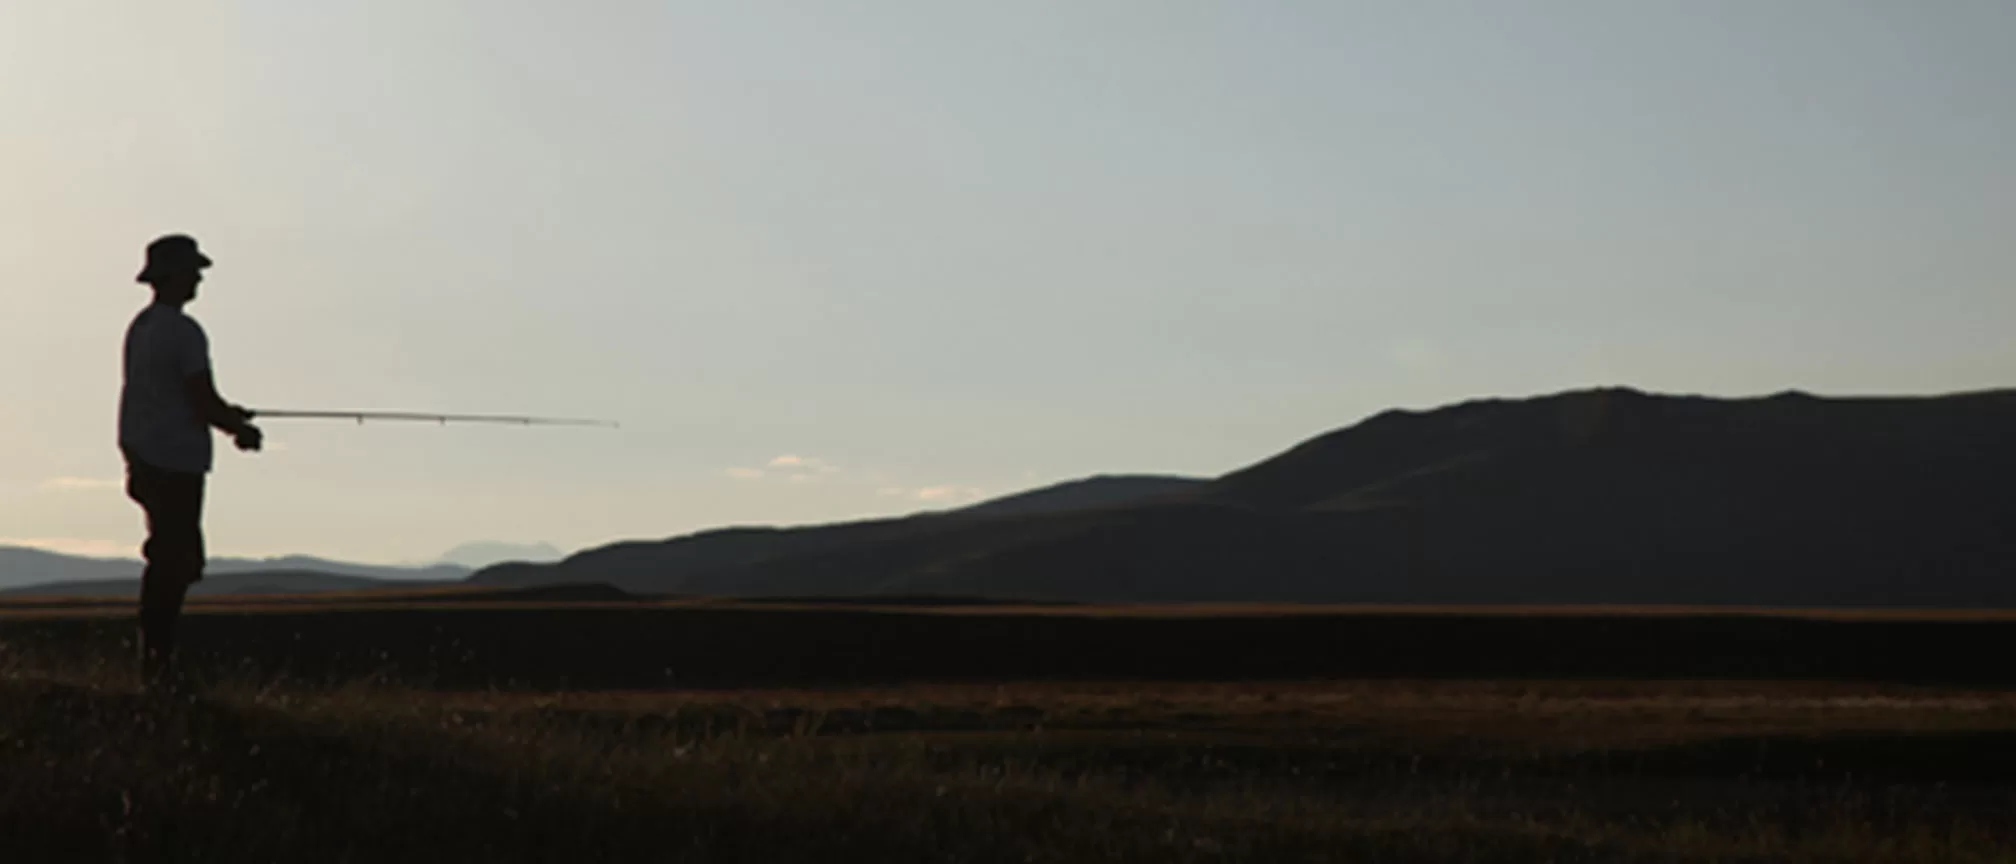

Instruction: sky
[2,1,2012,564]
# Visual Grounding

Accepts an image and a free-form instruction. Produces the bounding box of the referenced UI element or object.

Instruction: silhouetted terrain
[475,388,2016,606]
[0,570,422,598]
[14,597,2016,690]
[0,547,467,591]
[473,474,1210,594]
[955,474,1203,517]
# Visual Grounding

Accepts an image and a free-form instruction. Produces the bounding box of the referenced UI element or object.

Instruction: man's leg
[130,462,205,688]
[137,570,190,686]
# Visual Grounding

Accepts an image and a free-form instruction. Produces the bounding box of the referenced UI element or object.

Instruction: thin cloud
[38,476,120,493]
[911,485,986,503]
[766,455,839,473]
[877,484,985,502]
[914,485,981,501]
[735,455,845,485]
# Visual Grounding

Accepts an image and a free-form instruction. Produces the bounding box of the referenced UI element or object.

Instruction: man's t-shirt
[120,303,213,474]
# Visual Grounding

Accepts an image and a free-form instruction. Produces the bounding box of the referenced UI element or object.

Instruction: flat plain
[3,592,2014,862]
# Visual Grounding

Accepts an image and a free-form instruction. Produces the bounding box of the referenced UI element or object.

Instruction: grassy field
[4,595,2016,862]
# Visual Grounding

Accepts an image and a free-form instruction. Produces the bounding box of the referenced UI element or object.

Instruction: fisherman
[120,234,262,689]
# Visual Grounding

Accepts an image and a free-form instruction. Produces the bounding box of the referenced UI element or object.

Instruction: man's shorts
[126,459,207,588]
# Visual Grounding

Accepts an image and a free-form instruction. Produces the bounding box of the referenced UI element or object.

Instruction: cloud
[736,455,962,496]
[878,485,986,503]
[38,476,120,493]
[0,537,133,558]
[766,455,840,473]
[914,485,984,502]
[729,455,845,484]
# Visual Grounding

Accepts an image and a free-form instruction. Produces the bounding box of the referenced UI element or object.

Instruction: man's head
[136,234,212,304]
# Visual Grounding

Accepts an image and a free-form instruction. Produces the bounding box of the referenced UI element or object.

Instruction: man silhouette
[121,234,262,689]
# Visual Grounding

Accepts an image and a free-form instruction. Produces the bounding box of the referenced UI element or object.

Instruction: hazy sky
[3,2,2011,564]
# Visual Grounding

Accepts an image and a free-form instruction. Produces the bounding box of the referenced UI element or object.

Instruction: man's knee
[146,530,206,579]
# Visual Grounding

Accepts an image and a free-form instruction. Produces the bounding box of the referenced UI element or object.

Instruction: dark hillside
[474,389,2016,606]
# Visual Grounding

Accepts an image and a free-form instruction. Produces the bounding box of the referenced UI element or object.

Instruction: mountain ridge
[471,386,2016,606]
[0,547,470,591]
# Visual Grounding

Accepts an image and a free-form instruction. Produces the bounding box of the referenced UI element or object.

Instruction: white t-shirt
[119,303,213,474]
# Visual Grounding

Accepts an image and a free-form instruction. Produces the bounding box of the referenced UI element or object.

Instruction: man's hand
[233,423,263,453]
[184,373,266,454]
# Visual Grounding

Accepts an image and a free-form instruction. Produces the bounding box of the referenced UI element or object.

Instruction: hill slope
[472,475,1206,594]
[473,388,2016,606]
[956,475,1203,517]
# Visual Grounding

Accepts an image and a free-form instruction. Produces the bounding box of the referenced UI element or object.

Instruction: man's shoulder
[135,305,205,337]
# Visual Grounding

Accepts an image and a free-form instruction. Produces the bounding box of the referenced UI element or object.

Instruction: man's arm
[184,371,263,452]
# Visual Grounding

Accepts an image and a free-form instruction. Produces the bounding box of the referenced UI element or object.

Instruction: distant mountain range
[473,388,2016,606]
[0,570,407,599]
[0,537,581,596]
[0,547,468,593]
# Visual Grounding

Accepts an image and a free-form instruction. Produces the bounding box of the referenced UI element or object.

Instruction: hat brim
[136,253,213,283]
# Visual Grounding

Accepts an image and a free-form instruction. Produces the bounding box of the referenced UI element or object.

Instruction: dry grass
[17,595,2016,620]
[5,667,2016,860]
[4,604,2016,862]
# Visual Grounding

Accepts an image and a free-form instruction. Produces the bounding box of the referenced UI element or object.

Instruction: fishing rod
[248,409,619,429]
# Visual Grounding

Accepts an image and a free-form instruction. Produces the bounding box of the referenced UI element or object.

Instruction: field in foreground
[4,598,2016,862]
